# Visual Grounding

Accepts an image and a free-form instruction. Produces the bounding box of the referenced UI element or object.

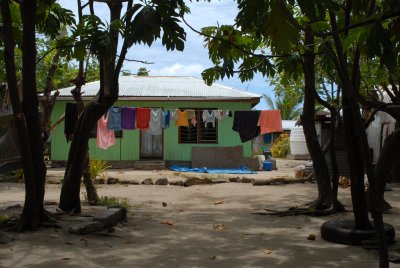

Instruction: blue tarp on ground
[169,165,256,174]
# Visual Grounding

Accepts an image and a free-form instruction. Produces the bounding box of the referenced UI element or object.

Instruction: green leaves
[263,2,300,53]
[237,0,301,54]
[128,1,187,51]
[36,1,75,39]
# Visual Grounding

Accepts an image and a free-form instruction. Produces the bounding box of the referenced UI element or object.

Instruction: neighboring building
[252,120,296,155]
[0,91,21,174]
[50,76,261,168]
[365,90,398,164]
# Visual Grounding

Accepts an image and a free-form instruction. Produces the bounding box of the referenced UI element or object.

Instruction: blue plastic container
[262,160,272,171]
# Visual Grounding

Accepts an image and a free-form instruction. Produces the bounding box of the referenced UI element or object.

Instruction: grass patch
[82,193,131,210]
[98,195,130,209]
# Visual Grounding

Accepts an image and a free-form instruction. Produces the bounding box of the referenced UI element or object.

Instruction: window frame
[178,108,218,144]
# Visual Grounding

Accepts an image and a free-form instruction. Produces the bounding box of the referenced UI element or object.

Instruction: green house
[50,76,260,168]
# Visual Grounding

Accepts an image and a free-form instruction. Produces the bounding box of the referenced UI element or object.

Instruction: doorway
[140,130,163,159]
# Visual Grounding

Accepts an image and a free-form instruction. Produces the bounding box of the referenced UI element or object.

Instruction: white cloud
[152,63,205,77]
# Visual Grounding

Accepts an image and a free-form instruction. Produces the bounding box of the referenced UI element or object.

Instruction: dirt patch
[1,181,400,267]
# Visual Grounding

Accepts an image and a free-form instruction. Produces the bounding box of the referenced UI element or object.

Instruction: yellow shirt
[175,110,189,127]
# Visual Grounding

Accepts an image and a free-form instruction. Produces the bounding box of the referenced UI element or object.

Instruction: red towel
[258,110,283,134]
[136,108,151,130]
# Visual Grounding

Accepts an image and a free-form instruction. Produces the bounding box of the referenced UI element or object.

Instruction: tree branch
[36,45,75,65]
[182,15,290,59]
[316,7,400,38]
[119,56,154,64]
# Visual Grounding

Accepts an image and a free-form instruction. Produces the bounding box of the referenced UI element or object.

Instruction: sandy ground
[1,161,400,267]
[45,159,309,184]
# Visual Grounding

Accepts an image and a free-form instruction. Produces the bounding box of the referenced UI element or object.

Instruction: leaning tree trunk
[66,0,99,206]
[59,103,104,212]
[71,71,99,205]
[59,2,123,213]
[301,26,334,210]
[40,50,61,133]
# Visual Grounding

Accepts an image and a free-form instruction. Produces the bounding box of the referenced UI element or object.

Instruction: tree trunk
[82,151,99,205]
[341,95,370,229]
[1,0,44,230]
[328,111,344,211]
[372,130,400,267]
[20,0,48,228]
[67,0,99,206]
[328,10,371,229]
[72,80,99,206]
[301,26,334,209]
[59,103,102,213]
[40,50,61,133]
[59,2,122,213]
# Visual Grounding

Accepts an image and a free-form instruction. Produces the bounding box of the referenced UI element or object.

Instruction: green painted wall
[50,100,253,161]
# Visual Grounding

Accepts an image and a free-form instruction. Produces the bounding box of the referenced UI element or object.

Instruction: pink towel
[258,110,283,134]
[96,112,115,149]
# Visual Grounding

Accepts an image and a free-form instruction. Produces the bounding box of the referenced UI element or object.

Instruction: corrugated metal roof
[56,76,261,100]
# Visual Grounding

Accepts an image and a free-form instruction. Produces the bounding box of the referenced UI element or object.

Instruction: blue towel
[107,107,122,130]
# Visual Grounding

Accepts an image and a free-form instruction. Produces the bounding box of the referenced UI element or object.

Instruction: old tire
[321,220,395,246]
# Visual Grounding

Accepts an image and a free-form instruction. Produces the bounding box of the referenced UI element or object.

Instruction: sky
[57,0,273,110]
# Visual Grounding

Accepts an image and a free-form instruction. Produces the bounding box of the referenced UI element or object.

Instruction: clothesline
[63,103,283,149]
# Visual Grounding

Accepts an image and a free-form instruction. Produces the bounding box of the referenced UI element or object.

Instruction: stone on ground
[211,177,230,184]
[241,177,255,183]
[93,207,127,227]
[154,177,169,185]
[141,178,153,185]
[68,221,104,235]
[183,177,211,187]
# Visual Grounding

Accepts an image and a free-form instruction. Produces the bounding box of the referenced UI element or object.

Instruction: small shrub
[82,193,130,210]
[13,169,24,183]
[270,132,290,158]
[90,159,111,180]
[98,195,130,209]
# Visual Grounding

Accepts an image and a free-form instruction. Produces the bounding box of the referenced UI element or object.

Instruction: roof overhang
[55,96,261,104]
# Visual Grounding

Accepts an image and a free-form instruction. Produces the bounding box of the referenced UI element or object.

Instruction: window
[179,109,217,144]
[90,125,122,138]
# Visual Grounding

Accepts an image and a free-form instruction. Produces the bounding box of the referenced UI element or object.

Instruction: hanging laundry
[169,109,178,121]
[148,108,163,135]
[258,110,283,134]
[213,110,224,121]
[226,110,233,117]
[202,110,216,127]
[232,111,261,142]
[176,109,189,127]
[96,112,115,149]
[162,110,170,128]
[107,107,122,130]
[136,107,151,130]
[121,107,136,130]
[64,102,78,142]
[186,109,197,126]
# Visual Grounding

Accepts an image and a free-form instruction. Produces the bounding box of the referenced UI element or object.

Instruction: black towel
[232,111,261,142]
[64,103,78,142]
